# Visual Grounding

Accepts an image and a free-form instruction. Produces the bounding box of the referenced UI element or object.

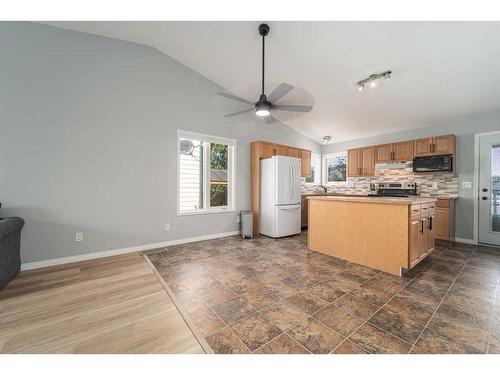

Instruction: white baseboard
[21,230,240,271]
[454,237,477,245]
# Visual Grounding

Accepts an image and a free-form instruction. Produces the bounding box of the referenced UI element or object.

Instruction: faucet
[319,185,328,194]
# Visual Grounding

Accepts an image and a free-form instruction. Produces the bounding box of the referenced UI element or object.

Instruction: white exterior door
[478,133,500,246]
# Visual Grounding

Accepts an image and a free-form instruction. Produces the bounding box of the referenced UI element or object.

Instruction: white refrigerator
[260,155,302,238]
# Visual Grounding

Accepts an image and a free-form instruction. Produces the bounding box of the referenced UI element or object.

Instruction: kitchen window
[322,152,347,184]
[305,153,321,185]
[177,130,236,215]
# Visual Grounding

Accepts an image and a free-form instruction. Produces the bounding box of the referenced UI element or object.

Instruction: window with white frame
[305,153,321,184]
[178,130,235,214]
[322,152,347,184]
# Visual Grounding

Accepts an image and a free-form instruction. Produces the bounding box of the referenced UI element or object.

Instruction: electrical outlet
[164,223,170,231]
[75,232,83,242]
[462,181,472,189]
[432,182,438,189]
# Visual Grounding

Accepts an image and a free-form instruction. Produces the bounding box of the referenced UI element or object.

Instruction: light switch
[462,181,472,189]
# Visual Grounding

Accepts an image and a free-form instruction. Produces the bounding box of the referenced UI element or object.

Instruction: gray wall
[0,22,320,263]
[323,111,500,241]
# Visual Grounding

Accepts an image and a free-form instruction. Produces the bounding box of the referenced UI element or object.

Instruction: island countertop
[306,195,437,205]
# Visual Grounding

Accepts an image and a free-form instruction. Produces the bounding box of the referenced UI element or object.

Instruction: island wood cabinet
[409,202,435,267]
[347,146,374,177]
[414,134,455,157]
[307,196,437,275]
[375,140,414,163]
[251,140,312,236]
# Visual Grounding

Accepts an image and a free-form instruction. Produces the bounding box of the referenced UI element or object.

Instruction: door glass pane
[209,143,228,207]
[492,145,500,232]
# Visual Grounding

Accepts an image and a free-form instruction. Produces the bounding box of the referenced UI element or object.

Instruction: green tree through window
[210,143,228,207]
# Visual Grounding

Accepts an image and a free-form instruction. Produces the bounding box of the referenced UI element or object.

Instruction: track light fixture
[357,70,391,91]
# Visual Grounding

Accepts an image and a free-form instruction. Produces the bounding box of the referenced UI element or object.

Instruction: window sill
[177,209,237,217]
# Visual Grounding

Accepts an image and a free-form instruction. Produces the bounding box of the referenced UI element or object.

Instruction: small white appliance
[259,156,302,237]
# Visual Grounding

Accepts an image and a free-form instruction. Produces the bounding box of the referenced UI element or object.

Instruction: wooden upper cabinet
[347,147,374,177]
[286,147,300,158]
[414,135,455,157]
[433,134,455,155]
[375,144,393,163]
[300,149,311,177]
[414,138,433,157]
[360,147,374,175]
[274,144,287,156]
[375,141,413,163]
[393,140,414,161]
[259,141,274,158]
[347,148,361,177]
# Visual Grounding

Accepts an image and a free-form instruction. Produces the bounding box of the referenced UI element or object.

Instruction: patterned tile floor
[146,232,500,354]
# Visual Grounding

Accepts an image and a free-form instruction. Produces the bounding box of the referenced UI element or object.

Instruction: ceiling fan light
[255,95,271,117]
[358,84,365,91]
[255,106,271,117]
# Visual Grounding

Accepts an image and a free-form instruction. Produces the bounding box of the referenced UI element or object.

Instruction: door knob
[482,188,488,192]
[482,196,488,200]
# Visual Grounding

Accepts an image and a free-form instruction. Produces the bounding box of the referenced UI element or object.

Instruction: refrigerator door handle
[289,160,293,202]
[278,205,301,210]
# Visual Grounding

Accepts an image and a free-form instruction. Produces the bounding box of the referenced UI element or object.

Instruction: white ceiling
[43,21,500,143]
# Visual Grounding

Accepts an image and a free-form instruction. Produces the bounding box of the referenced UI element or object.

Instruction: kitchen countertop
[301,193,369,197]
[302,192,457,199]
[307,195,437,205]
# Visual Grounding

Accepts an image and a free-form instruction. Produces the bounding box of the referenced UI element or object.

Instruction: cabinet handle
[428,217,433,230]
[420,220,424,234]
[429,143,432,153]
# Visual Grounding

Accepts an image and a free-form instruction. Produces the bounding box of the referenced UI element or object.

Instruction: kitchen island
[307,195,437,276]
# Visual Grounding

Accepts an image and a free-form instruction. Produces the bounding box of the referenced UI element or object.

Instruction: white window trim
[304,153,322,185]
[177,129,237,216]
[322,152,348,186]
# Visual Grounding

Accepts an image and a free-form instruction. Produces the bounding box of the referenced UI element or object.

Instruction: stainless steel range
[369,182,417,197]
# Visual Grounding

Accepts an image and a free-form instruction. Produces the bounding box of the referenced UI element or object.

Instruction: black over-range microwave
[413,154,453,173]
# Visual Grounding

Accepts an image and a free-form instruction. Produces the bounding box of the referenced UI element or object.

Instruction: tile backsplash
[302,167,458,197]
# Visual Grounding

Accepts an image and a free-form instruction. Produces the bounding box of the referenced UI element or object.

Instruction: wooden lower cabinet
[409,218,422,266]
[433,198,455,242]
[409,205,435,268]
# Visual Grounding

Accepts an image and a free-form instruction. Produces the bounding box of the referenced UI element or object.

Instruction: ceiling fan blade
[224,108,254,117]
[217,92,254,105]
[264,115,277,124]
[267,83,294,103]
[272,104,313,113]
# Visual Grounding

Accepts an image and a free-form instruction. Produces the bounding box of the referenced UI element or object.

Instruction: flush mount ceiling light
[217,23,313,123]
[322,135,332,144]
[357,70,392,91]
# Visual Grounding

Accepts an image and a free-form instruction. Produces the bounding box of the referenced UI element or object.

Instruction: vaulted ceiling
[44,21,500,143]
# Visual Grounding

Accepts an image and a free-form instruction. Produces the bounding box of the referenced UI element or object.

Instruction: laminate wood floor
[0,253,204,354]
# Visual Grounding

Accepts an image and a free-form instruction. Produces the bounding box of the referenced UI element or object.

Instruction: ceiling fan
[217,23,313,124]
